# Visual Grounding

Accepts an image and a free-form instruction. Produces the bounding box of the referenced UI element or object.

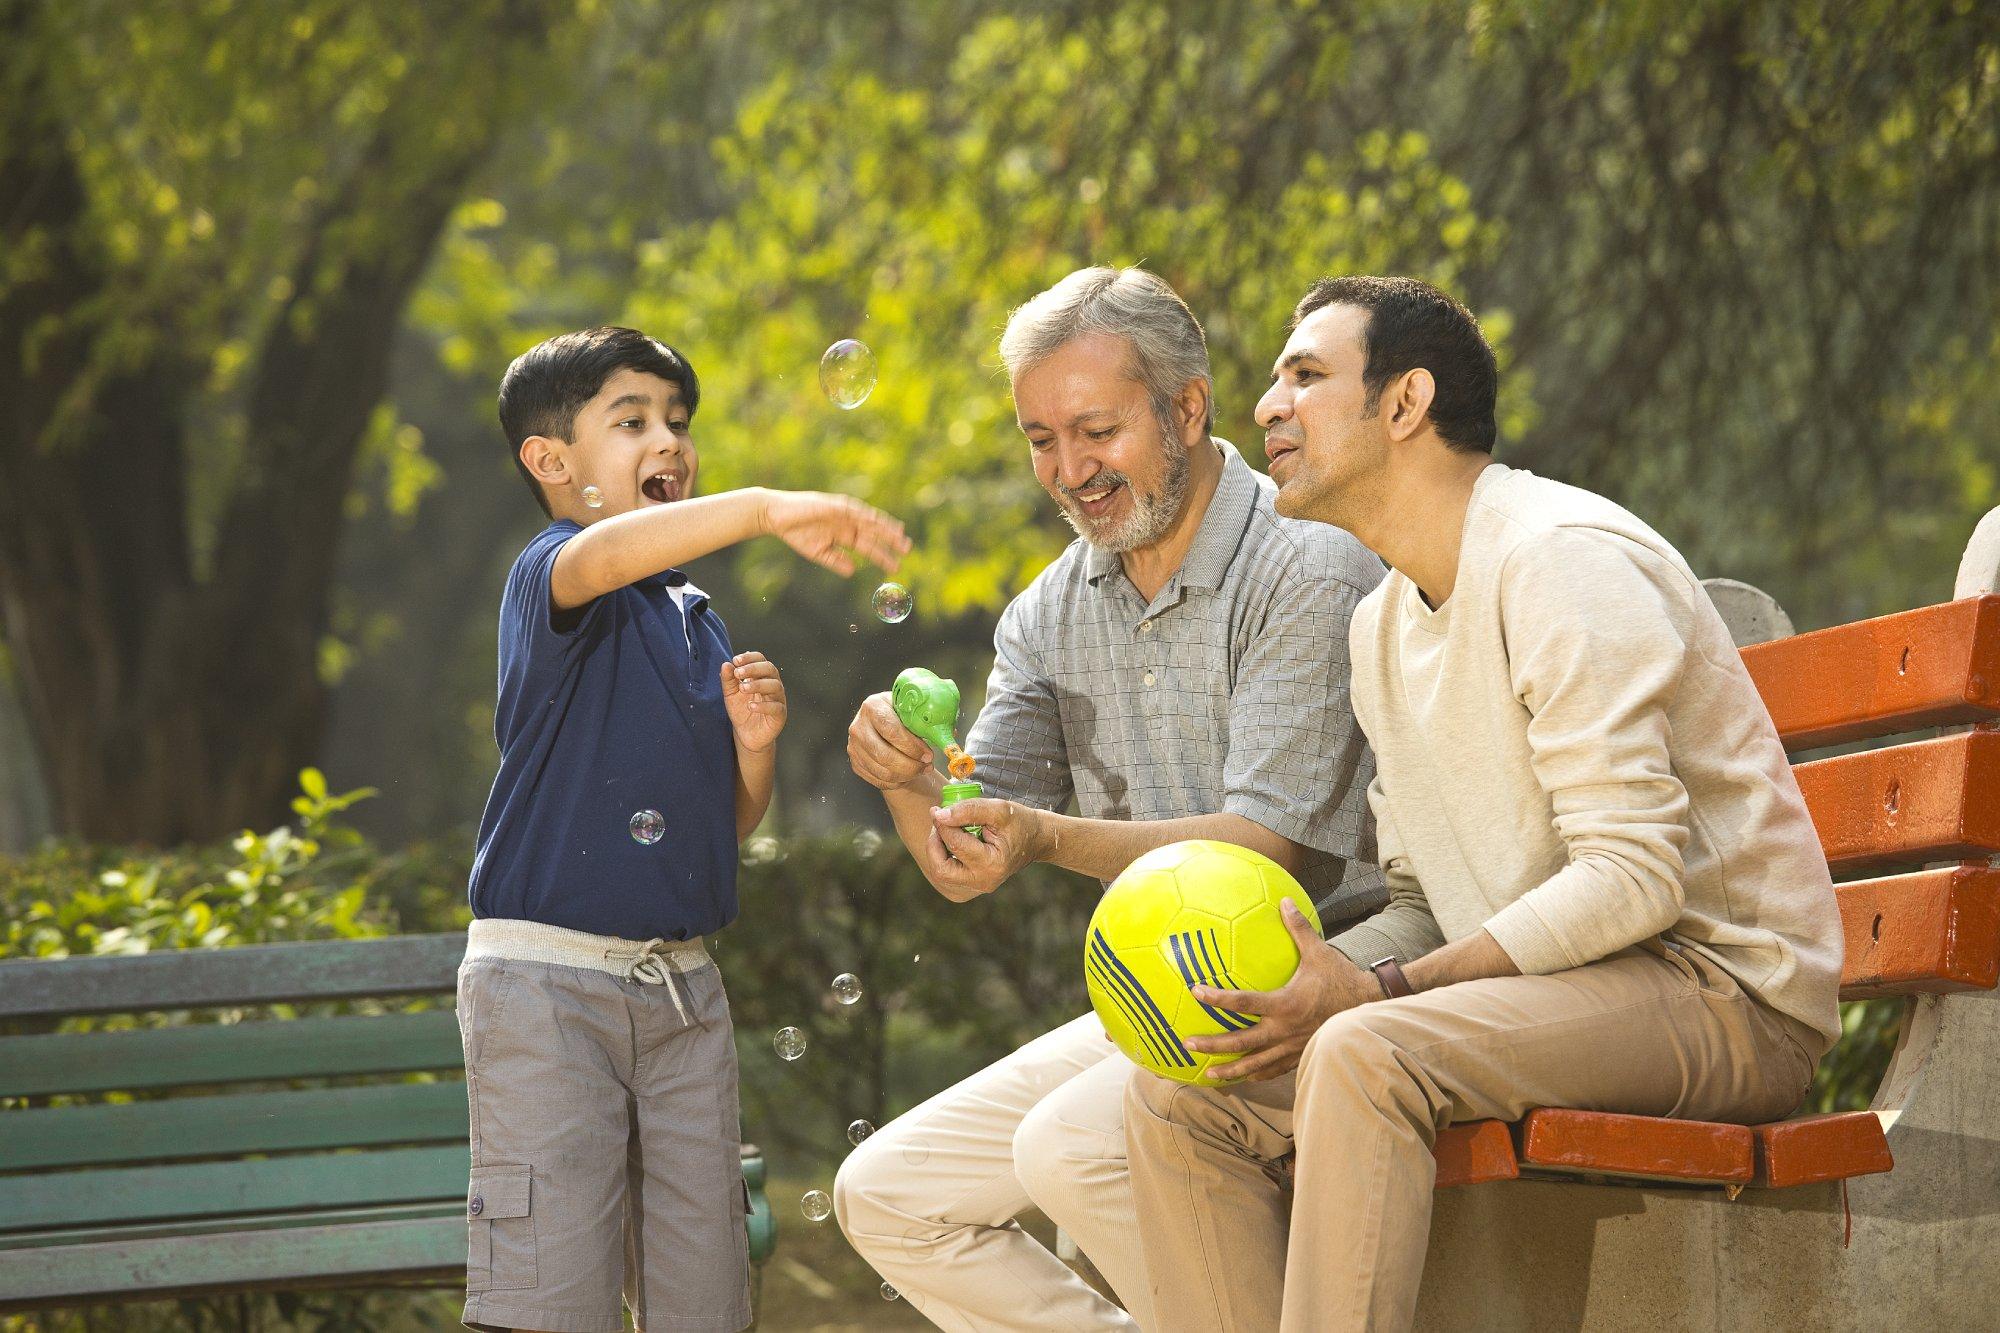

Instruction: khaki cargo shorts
[456,922,750,1333]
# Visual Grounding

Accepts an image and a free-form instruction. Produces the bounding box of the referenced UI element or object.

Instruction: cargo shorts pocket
[466,1164,535,1292]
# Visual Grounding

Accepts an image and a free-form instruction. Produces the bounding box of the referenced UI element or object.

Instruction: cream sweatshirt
[1330,465,1843,1050]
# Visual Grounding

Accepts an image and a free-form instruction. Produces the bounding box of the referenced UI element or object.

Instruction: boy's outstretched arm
[551,488,909,609]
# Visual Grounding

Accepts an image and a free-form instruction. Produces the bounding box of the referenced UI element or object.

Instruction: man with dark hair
[1122,277,1842,1332]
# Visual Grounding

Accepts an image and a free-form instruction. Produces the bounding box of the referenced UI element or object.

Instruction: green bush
[2,771,406,968]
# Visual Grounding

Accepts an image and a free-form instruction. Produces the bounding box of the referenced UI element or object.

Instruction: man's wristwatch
[1370,956,1414,1000]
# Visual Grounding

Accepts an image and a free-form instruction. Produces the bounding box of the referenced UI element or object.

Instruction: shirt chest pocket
[466,1164,536,1292]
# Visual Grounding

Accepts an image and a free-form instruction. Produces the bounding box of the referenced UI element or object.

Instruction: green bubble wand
[891,667,983,837]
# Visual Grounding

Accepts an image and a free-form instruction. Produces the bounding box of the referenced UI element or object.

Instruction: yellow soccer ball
[1085,839,1322,1086]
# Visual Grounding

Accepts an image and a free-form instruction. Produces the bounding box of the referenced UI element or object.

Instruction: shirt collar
[1082,439,1259,594]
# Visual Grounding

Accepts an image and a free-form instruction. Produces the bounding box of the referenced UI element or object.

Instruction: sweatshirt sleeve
[1480,528,1695,974]
[1330,777,1445,967]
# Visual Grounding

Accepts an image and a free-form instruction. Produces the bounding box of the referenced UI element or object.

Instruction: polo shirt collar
[1083,439,1258,594]
[649,568,708,613]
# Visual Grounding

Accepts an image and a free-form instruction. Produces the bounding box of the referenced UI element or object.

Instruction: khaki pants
[834,1013,1150,1331]
[1124,946,1821,1333]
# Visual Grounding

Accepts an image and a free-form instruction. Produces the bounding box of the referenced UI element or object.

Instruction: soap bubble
[881,1283,900,1301]
[801,1189,832,1223]
[832,973,864,1005]
[628,809,664,844]
[820,339,877,409]
[851,828,883,859]
[743,835,783,865]
[872,582,912,623]
[848,623,858,633]
[847,1119,875,1145]
[902,1136,931,1166]
[582,485,604,508]
[774,1026,806,1061]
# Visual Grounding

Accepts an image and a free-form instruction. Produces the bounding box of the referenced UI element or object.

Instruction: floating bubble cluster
[801,1190,832,1223]
[582,485,604,508]
[628,810,664,844]
[872,582,913,623]
[847,1119,875,1146]
[773,1027,806,1061]
[832,973,864,1005]
[819,339,877,409]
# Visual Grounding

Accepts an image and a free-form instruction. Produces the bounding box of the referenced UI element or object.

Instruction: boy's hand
[761,491,911,577]
[721,652,786,752]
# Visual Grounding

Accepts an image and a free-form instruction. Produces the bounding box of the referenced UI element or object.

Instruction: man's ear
[1384,368,1435,443]
[1175,378,1213,446]
[519,434,570,490]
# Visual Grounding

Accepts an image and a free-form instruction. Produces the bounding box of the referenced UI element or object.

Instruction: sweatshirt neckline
[1398,462,1508,636]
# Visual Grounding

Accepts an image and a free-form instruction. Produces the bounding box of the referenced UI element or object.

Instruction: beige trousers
[834,1013,1150,1331]
[1124,945,1821,1333]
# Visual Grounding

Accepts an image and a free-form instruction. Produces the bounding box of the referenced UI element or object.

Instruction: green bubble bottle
[891,667,983,837]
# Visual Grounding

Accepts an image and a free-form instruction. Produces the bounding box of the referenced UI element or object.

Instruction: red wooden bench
[1428,561,2000,1195]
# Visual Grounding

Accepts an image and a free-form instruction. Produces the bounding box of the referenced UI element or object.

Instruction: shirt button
[1139,621,1154,635]
[1143,671,1156,687]
[468,1196,485,1216]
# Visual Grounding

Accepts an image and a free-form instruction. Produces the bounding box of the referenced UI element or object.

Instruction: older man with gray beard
[836,266,1386,1331]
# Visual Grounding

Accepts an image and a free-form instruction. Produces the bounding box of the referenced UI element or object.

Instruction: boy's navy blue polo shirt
[469,520,738,941]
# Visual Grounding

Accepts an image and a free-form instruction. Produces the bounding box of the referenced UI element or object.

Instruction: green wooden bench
[0,932,777,1314]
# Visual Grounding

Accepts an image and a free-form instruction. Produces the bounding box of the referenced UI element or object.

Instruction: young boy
[457,326,908,1333]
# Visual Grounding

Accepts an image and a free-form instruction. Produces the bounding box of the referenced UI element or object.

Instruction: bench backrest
[0,933,470,1237]
[1739,595,2000,1001]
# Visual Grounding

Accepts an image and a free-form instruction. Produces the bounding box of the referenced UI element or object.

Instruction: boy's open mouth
[641,472,683,504]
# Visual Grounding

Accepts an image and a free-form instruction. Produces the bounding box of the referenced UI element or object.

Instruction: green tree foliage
[0,0,587,844]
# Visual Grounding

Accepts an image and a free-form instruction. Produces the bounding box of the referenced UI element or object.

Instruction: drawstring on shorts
[612,938,694,1025]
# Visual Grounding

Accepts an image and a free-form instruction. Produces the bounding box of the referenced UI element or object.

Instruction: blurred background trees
[5,0,1995,852]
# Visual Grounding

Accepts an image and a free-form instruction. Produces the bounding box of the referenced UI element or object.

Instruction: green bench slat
[0,1200,464,1254]
[0,1212,466,1311]
[0,1144,471,1233]
[0,1010,465,1098]
[0,934,467,1020]
[0,1081,469,1171]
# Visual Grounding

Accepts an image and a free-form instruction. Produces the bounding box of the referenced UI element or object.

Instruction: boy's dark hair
[498,326,701,516]
[1291,276,1496,453]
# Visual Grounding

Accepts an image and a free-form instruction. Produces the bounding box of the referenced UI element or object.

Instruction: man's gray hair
[999,266,1214,434]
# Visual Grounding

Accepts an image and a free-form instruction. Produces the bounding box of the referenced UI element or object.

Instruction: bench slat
[1435,1111,1896,1191]
[0,934,467,1020]
[1432,1120,1519,1187]
[1517,1108,1754,1183]
[1742,595,2000,749]
[0,1211,464,1311]
[0,1009,465,1099]
[1752,1112,1893,1188]
[1837,865,2000,998]
[0,1081,468,1171]
[1794,730,2000,873]
[0,1144,470,1233]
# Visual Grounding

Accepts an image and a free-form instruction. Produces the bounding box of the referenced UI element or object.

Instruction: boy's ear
[519,434,570,489]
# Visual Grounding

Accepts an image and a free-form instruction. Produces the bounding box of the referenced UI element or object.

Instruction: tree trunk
[0,0,563,845]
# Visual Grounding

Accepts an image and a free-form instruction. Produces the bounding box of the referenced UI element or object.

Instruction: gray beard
[1059,426,1194,554]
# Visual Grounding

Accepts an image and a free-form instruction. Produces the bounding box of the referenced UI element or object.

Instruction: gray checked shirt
[966,440,1389,925]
